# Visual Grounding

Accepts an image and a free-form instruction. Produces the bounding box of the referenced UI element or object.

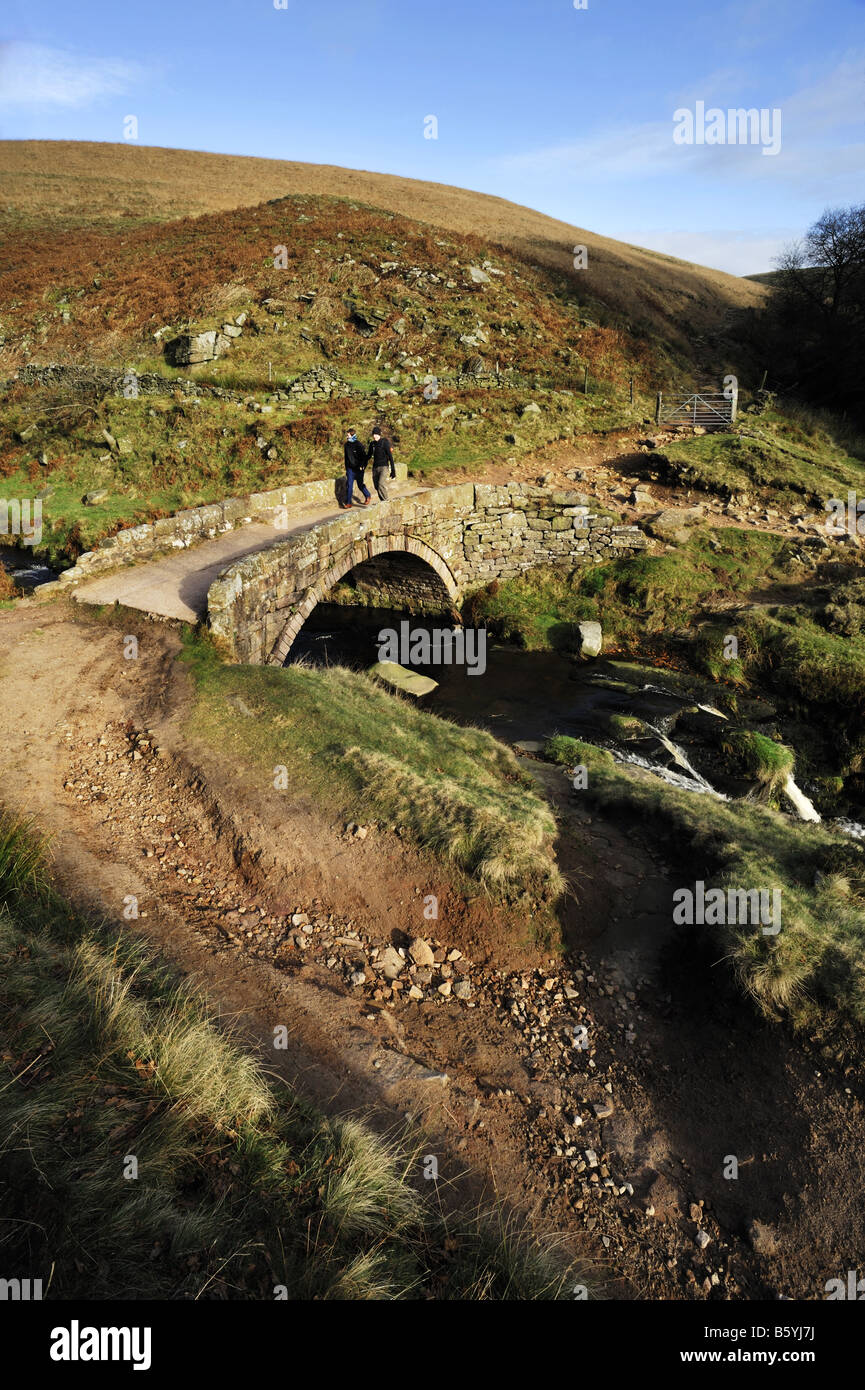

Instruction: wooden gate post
[655,392,662,424]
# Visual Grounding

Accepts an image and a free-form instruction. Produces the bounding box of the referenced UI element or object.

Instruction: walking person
[341,428,370,509]
[368,426,396,501]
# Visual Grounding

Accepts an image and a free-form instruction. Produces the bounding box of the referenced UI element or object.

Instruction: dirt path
[2,600,864,1300]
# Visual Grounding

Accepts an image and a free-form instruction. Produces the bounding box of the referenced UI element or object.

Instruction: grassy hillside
[0,139,766,357]
[544,742,865,1039]
[0,191,655,559]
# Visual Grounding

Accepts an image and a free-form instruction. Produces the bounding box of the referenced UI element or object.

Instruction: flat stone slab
[369,661,439,697]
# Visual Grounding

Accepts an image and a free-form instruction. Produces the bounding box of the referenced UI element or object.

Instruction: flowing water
[0,543,57,591]
[289,605,844,827]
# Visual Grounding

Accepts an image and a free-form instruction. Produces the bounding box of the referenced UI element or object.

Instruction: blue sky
[0,0,862,274]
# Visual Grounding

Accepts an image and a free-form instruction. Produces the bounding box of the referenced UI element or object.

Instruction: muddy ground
[2,587,863,1303]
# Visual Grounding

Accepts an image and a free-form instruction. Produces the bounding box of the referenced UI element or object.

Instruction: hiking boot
[359,496,370,506]
[340,502,353,510]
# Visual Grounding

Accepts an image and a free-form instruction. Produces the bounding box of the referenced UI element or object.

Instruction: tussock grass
[182,635,562,905]
[566,754,865,1033]
[0,810,580,1300]
[0,812,50,904]
[718,730,794,794]
[740,609,865,714]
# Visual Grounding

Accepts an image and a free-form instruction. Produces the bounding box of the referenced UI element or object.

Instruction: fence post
[629,376,634,404]
[730,384,738,423]
[655,392,662,424]
[583,365,589,395]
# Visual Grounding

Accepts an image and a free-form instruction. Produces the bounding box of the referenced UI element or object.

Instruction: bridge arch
[267,533,460,666]
[206,483,649,665]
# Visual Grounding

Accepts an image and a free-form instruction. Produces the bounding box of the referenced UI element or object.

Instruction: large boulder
[647,506,704,545]
[164,330,231,366]
[577,621,603,658]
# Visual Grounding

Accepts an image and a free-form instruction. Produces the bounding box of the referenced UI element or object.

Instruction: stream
[288,604,838,827]
[0,543,57,592]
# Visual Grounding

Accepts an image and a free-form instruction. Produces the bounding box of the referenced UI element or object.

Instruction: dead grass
[0,140,766,355]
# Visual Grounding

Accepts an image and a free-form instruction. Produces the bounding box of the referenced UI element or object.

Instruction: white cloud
[494,51,865,193]
[0,42,143,109]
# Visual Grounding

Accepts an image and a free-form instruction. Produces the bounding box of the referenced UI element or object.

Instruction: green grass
[182,633,563,911]
[544,735,615,769]
[466,527,792,655]
[560,752,865,1035]
[0,810,581,1300]
[738,609,865,714]
[659,412,865,505]
[716,729,794,798]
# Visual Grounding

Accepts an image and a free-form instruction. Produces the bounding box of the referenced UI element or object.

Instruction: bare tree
[775,204,865,324]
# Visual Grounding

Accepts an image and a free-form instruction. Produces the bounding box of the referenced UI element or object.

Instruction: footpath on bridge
[72,480,427,624]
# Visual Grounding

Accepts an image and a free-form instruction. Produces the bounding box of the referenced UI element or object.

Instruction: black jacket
[344,438,367,473]
[368,436,395,475]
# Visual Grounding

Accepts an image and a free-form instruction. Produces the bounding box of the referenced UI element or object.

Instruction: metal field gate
[655,388,737,431]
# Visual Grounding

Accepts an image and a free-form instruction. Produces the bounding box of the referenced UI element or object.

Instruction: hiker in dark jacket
[341,429,370,508]
[368,427,396,501]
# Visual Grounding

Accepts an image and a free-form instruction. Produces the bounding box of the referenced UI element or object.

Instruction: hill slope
[0,140,765,356]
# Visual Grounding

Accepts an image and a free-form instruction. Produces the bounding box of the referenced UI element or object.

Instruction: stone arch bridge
[207,482,649,665]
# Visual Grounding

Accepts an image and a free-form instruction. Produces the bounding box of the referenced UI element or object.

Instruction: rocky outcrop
[164,329,230,366]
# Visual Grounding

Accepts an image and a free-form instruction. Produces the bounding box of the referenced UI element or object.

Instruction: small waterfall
[643,722,721,794]
[781,774,821,823]
[614,746,728,798]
